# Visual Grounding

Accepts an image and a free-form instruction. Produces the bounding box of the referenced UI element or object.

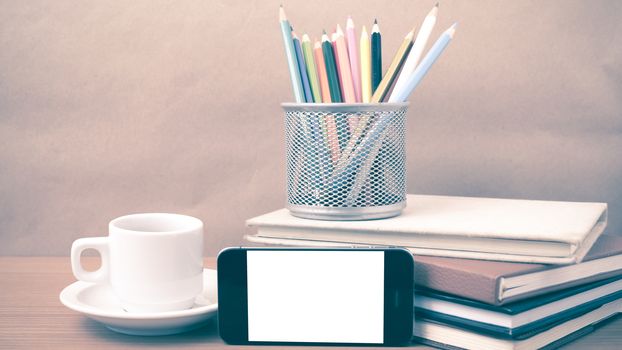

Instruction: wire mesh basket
[283,102,408,220]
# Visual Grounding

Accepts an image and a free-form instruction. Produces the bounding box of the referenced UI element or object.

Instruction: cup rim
[281,102,409,112]
[109,213,203,235]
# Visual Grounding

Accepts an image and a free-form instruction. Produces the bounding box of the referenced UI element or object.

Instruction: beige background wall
[1,0,621,256]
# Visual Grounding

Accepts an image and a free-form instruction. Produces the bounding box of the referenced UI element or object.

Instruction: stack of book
[245,194,621,349]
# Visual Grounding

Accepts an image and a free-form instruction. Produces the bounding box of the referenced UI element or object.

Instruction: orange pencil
[314,41,332,103]
[331,31,343,96]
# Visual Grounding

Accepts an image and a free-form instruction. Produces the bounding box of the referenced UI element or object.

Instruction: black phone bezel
[217,247,414,346]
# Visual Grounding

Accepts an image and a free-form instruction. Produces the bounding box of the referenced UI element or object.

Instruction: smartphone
[217,247,414,346]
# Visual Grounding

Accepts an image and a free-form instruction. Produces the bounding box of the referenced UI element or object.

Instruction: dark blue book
[413,302,621,350]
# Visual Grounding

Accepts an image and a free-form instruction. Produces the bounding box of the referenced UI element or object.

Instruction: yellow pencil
[370,29,414,103]
[360,25,372,103]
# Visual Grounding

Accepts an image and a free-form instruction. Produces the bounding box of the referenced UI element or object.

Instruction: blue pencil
[279,6,304,103]
[293,31,314,103]
[294,31,325,200]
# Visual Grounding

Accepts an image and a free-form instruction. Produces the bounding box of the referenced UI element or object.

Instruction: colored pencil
[334,25,356,103]
[371,19,382,93]
[370,29,414,103]
[292,30,313,103]
[302,34,321,103]
[324,114,341,163]
[279,6,455,105]
[314,41,332,103]
[279,6,304,103]
[296,33,324,193]
[346,16,362,102]
[314,44,339,164]
[331,31,342,93]
[323,31,350,151]
[335,24,372,170]
[392,3,439,100]
[389,23,457,102]
[322,31,342,103]
[360,25,372,103]
[315,40,341,162]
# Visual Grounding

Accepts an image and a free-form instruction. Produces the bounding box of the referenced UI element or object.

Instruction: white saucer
[60,269,218,336]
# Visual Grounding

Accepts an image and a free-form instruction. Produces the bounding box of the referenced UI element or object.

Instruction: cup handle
[71,237,110,283]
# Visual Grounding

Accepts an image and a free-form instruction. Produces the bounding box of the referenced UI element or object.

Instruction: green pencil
[371,19,382,93]
[302,34,321,103]
[321,31,342,103]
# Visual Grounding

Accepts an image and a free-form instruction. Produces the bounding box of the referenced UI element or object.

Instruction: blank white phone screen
[246,250,384,343]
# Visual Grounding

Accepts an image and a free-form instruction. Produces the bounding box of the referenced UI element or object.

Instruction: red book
[414,234,622,305]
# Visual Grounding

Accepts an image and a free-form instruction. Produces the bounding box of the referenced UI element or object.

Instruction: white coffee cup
[71,213,204,313]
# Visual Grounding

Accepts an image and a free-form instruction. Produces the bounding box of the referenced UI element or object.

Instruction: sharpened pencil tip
[372,19,380,33]
[435,2,439,7]
[429,3,439,17]
[323,29,327,34]
[447,22,458,36]
[279,6,287,22]
[374,18,378,24]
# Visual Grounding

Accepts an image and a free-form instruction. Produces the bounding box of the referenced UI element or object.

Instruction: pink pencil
[333,25,356,103]
[346,16,362,102]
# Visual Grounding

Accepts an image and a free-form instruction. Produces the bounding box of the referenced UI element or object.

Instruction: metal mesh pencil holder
[283,102,408,220]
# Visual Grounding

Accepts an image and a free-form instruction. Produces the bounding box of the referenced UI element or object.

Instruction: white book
[415,278,622,330]
[246,194,607,264]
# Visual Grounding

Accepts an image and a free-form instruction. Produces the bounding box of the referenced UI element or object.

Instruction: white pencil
[388,23,457,102]
[391,3,439,100]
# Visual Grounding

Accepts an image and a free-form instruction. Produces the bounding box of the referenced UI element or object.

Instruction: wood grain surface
[0,257,619,349]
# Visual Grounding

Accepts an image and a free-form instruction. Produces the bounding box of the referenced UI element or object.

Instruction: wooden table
[0,257,620,349]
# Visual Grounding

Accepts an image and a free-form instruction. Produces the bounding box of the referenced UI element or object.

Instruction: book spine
[415,257,501,305]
